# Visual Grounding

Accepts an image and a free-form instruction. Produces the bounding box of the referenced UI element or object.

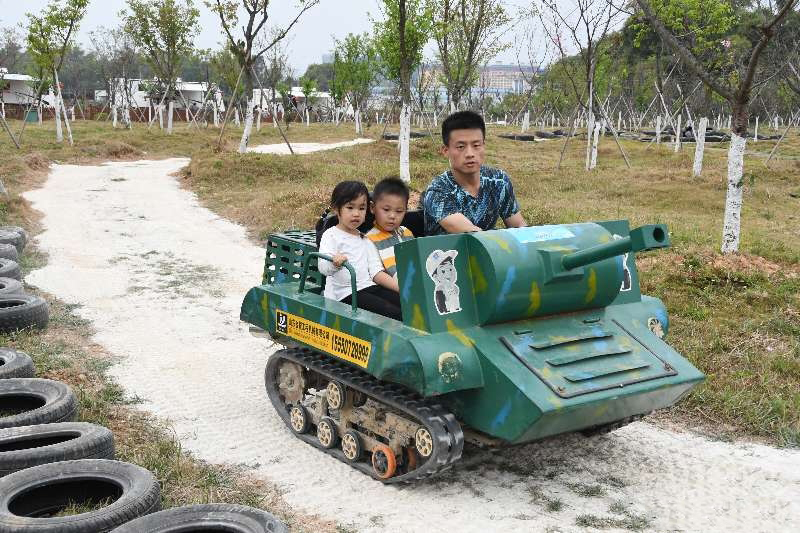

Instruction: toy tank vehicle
[241,218,704,482]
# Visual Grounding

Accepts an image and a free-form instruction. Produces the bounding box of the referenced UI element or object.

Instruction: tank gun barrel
[561,224,669,271]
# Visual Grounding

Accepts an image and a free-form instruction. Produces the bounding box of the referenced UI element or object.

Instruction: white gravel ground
[248,138,374,154]
[24,159,800,533]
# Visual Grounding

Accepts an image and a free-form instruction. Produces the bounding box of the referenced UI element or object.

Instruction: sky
[0,0,539,76]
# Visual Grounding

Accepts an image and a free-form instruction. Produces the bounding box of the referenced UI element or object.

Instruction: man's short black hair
[373,176,410,203]
[442,110,486,146]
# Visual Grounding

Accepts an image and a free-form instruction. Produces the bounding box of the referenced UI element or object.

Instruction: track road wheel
[341,430,362,462]
[414,427,434,458]
[289,405,310,434]
[371,444,397,479]
[325,380,345,410]
[317,417,339,449]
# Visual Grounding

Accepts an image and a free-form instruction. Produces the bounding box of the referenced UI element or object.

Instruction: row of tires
[0,354,287,531]
[0,226,49,333]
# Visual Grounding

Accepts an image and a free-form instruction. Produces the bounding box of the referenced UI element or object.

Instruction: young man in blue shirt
[423,111,527,235]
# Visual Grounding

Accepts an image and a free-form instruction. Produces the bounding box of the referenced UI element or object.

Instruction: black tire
[0,260,20,282]
[0,349,35,379]
[0,423,114,476]
[0,278,24,297]
[0,295,49,333]
[0,379,77,429]
[0,245,18,263]
[110,504,289,533]
[0,232,23,255]
[0,459,161,533]
[0,227,27,250]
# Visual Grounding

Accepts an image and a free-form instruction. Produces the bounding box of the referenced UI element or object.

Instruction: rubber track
[265,347,464,483]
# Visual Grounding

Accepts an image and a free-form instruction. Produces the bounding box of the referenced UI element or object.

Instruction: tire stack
[0,350,288,532]
[0,226,49,334]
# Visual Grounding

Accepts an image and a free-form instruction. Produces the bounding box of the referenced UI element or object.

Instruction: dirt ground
[23,156,800,533]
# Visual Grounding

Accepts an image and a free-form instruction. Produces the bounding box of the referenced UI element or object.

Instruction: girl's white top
[318,225,384,301]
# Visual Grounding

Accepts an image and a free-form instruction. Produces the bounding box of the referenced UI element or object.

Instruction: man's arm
[504,212,526,228]
[439,213,482,233]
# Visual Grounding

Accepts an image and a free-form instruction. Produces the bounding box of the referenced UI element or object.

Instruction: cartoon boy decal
[426,249,462,314]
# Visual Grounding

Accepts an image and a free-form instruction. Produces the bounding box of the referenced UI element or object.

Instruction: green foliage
[302,63,334,91]
[373,0,432,96]
[300,76,318,107]
[428,0,510,105]
[331,33,381,110]
[123,0,199,94]
[25,0,90,75]
[210,46,244,96]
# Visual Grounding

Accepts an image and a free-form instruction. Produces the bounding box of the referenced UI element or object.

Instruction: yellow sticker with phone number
[275,309,372,368]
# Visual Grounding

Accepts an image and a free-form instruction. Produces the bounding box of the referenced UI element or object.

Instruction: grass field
[1,116,798,461]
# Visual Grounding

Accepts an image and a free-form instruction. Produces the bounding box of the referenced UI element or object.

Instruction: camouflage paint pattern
[241,220,704,445]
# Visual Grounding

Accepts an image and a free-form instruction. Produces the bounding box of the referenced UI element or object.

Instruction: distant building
[94,78,223,109]
[418,62,541,96]
[0,69,37,105]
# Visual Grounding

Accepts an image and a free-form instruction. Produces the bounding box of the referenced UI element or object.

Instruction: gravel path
[248,138,374,154]
[25,159,800,533]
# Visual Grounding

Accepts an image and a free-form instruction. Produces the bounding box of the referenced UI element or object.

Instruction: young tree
[633,0,799,253]
[375,0,432,182]
[332,33,381,133]
[537,0,626,169]
[26,0,90,144]
[299,75,317,124]
[207,0,320,153]
[91,26,140,128]
[123,0,200,134]
[428,0,510,109]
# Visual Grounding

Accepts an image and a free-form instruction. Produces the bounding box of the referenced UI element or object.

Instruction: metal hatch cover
[500,318,677,399]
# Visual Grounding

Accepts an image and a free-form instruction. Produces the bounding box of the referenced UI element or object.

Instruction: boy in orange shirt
[366,177,414,293]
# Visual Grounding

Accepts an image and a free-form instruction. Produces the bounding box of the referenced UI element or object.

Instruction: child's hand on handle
[332,253,348,267]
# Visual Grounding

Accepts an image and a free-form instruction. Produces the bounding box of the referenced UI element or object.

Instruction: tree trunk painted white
[70,106,75,122]
[213,104,218,127]
[450,101,455,113]
[53,96,64,142]
[112,105,118,128]
[234,107,240,126]
[238,97,254,154]
[585,111,594,171]
[60,95,73,146]
[355,109,361,134]
[721,133,746,254]
[656,115,662,144]
[256,107,262,131]
[521,111,530,132]
[305,108,310,126]
[617,111,621,133]
[167,101,174,134]
[692,117,708,178]
[727,116,731,130]
[674,115,681,152]
[399,103,411,183]
[273,103,278,128]
[158,105,164,130]
[590,120,601,169]
[38,102,43,125]
[754,117,758,142]
[148,104,152,124]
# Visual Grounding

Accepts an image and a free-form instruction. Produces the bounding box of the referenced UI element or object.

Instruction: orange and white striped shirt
[365,225,414,278]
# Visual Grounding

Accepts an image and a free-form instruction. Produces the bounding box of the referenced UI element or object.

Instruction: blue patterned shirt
[423,166,520,236]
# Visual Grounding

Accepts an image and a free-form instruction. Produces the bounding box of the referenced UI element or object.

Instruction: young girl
[318,181,403,321]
